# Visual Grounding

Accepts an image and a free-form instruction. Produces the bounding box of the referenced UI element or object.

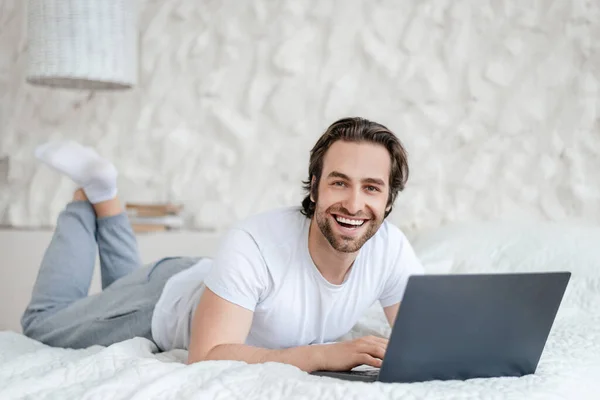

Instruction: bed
[1,219,599,399]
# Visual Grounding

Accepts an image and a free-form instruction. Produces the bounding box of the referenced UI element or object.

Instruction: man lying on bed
[21,117,424,373]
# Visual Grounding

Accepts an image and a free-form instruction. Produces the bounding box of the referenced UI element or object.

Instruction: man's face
[313,140,391,253]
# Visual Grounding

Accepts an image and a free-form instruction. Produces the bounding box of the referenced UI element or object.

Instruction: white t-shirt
[151,207,424,352]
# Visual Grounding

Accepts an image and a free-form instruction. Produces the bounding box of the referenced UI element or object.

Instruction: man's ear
[310,176,316,202]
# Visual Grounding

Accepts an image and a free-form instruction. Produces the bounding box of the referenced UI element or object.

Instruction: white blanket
[2,220,599,399]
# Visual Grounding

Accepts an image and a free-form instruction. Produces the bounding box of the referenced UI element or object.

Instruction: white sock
[35,141,118,204]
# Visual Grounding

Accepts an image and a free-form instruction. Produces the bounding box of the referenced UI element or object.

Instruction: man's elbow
[189,343,236,364]
[187,345,218,365]
[187,353,202,365]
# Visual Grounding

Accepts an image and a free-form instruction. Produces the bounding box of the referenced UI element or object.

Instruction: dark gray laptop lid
[378,272,571,383]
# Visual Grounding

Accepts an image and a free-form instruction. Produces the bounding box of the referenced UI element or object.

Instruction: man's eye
[333,181,346,187]
[366,186,379,192]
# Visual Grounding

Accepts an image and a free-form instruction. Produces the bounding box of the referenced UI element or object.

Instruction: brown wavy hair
[301,117,409,219]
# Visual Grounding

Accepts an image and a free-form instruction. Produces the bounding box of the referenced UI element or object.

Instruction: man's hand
[316,336,388,371]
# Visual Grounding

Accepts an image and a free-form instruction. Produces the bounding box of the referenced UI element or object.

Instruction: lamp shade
[26,0,138,90]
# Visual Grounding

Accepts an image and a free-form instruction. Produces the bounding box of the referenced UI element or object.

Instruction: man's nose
[342,189,364,215]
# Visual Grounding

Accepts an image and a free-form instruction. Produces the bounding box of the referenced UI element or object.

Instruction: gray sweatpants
[21,201,200,349]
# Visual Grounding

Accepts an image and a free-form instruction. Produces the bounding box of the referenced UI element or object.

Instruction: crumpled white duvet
[2,220,600,400]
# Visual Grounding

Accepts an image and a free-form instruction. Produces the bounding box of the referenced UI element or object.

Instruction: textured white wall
[1,0,599,234]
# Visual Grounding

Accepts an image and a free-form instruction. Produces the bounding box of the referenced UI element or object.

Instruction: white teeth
[335,216,365,226]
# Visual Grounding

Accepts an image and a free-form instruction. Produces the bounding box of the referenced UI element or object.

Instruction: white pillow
[421,258,454,274]
[412,219,600,276]
[411,219,600,313]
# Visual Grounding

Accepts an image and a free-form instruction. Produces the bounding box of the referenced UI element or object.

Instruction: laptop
[311,272,571,383]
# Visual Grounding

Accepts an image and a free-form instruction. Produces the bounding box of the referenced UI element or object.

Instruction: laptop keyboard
[350,368,380,376]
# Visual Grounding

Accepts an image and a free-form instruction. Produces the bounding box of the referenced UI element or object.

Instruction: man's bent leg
[21,257,199,349]
[95,200,143,290]
[21,201,98,337]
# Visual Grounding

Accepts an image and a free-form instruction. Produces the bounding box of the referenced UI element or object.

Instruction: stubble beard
[315,206,383,253]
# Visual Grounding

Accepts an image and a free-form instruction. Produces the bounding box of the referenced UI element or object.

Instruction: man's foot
[35,141,118,204]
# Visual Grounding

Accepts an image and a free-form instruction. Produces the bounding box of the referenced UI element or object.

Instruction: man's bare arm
[187,288,387,372]
[383,303,400,327]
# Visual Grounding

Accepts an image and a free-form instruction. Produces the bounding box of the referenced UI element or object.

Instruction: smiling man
[180,117,425,372]
[22,117,424,374]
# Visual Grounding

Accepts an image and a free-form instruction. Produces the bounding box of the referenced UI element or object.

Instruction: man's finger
[357,353,383,368]
[358,343,386,360]
[370,344,387,360]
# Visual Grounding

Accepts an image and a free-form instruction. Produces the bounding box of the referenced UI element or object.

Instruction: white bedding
[1,220,600,399]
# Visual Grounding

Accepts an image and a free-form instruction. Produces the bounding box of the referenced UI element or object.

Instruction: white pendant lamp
[26,0,138,90]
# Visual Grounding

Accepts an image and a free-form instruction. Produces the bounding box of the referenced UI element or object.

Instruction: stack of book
[125,203,185,233]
